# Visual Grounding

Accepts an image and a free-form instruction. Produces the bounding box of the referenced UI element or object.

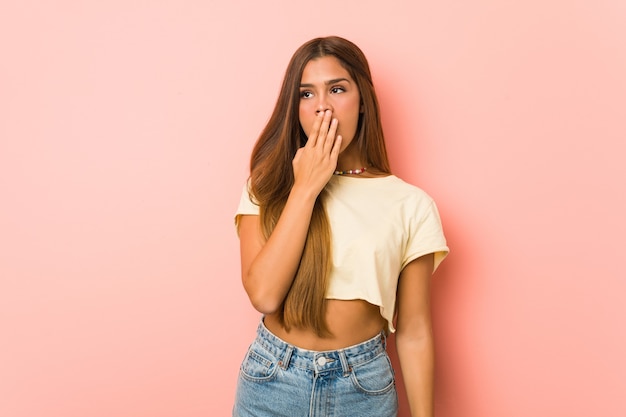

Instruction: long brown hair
[249,36,391,336]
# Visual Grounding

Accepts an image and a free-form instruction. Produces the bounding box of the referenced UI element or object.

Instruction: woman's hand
[292,110,342,196]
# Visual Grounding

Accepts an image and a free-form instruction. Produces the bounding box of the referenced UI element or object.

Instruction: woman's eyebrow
[299,78,351,88]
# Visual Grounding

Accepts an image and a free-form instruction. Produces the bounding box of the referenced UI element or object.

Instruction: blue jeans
[233,320,398,417]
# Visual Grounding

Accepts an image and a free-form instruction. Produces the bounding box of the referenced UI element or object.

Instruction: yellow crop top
[234,175,449,332]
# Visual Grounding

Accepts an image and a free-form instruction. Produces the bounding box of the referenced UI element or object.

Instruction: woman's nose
[315,98,333,114]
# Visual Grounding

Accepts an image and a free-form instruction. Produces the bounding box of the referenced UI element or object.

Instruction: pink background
[1,1,625,416]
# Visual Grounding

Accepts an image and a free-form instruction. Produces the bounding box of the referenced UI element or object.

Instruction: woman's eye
[300,91,313,99]
[330,86,345,94]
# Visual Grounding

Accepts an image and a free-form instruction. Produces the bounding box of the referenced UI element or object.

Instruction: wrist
[289,182,321,204]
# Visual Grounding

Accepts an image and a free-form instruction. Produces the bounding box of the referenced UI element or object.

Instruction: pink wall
[1,1,625,416]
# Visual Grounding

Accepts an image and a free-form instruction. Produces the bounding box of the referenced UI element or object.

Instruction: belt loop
[280,345,293,370]
[338,350,351,377]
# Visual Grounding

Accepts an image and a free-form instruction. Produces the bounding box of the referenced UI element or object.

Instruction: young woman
[233,36,448,417]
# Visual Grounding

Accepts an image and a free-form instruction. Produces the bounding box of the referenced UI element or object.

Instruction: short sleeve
[234,181,260,234]
[402,200,449,272]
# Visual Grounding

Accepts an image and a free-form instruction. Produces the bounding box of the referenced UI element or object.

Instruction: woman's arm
[238,190,316,313]
[239,110,342,314]
[395,253,435,417]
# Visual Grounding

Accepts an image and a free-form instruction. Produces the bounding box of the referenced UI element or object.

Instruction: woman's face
[298,56,361,152]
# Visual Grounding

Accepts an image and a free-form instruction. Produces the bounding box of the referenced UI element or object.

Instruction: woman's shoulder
[345,173,431,195]
[384,176,435,207]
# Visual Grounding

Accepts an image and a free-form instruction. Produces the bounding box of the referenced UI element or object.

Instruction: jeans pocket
[239,342,280,382]
[350,352,395,395]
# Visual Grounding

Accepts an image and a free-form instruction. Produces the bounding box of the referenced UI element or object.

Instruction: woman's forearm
[396,332,435,417]
[241,184,318,313]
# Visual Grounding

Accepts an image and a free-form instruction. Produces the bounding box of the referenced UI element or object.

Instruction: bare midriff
[263,299,388,351]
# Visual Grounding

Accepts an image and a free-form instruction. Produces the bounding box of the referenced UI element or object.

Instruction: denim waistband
[255,319,387,375]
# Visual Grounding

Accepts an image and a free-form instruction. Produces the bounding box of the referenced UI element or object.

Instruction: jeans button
[317,356,327,366]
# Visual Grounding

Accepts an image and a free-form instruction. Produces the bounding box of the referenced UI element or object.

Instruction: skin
[238,56,436,417]
[298,56,362,172]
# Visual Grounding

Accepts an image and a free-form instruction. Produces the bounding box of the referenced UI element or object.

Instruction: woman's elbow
[395,325,434,353]
[247,294,282,315]
[242,275,284,314]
